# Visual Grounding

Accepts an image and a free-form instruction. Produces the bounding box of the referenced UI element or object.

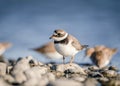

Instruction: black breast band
[54,37,69,45]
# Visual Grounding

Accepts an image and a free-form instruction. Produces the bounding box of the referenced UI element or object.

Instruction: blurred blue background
[0,0,120,67]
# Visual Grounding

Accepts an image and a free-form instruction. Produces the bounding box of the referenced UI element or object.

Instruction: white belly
[55,43,78,57]
[102,60,110,67]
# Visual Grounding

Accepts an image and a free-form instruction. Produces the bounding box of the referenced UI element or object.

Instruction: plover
[32,42,63,59]
[0,42,12,62]
[0,42,12,56]
[85,45,117,68]
[50,29,88,64]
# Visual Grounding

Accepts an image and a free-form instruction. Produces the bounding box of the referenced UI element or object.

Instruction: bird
[0,42,12,62]
[0,42,12,56]
[49,29,88,64]
[32,42,63,59]
[85,45,117,68]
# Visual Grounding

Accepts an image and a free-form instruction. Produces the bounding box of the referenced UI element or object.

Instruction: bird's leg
[70,56,74,65]
[63,56,65,64]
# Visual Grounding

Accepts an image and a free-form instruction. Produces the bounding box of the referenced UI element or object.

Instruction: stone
[98,77,109,82]
[84,78,99,86]
[6,66,13,74]
[45,73,56,82]
[24,66,48,86]
[38,73,56,86]
[72,76,86,82]
[11,56,37,83]
[101,70,117,78]
[0,78,10,86]
[57,63,86,74]
[108,66,118,71]
[24,66,47,79]
[47,79,83,86]
[88,66,99,71]
[14,72,27,84]
[3,74,15,83]
[102,80,120,86]
[0,62,7,76]
[23,78,39,86]
[88,72,103,78]
[52,71,64,78]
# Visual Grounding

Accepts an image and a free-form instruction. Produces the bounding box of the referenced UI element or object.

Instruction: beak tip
[49,36,52,39]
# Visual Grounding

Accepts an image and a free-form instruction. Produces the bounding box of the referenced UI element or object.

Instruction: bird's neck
[54,35,69,44]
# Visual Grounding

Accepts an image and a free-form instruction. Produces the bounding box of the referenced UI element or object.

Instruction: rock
[26,56,39,67]
[101,70,117,78]
[72,76,86,82]
[13,72,27,84]
[56,63,86,75]
[102,80,120,86]
[24,72,55,86]
[50,64,57,71]
[52,71,64,78]
[38,73,56,86]
[24,66,48,86]
[24,66,47,79]
[8,59,16,66]
[23,78,40,86]
[45,73,56,82]
[0,55,8,63]
[0,78,10,86]
[11,56,37,83]
[98,77,109,82]
[88,66,99,71]
[88,72,103,78]
[84,78,99,86]
[12,56,32,74]
[0,62,7,76]
[108,66,118,71]
[38,61,44,66]
[47,79,83,86]
[38,77,49,86]
[3,74,15,83]
[6,66,13,74]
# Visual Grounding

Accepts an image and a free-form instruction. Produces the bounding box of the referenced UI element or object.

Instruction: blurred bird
[0,42,12,62]
[50,29,88,64]
[0,42,12,56]
[85,45,117,68]
[32,42,63,59]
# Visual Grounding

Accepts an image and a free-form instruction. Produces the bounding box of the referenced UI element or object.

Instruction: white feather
[55,40,79,57]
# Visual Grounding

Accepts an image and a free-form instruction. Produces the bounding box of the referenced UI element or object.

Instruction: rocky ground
[0,56,120,86]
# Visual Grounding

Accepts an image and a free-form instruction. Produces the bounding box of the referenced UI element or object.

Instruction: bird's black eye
[57,33,61,36]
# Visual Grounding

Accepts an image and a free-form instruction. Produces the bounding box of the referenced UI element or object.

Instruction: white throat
[55,33,68,41]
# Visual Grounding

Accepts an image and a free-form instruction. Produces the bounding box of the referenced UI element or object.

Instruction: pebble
[47,79,83,86]
[102,80,120,86]
[0,78,10,86]
[57,63,86,75]
[108,66,119,71]
[84,78,99,86]
[101,70,117,78]
[3,74,15,83]
[0,62,7,76]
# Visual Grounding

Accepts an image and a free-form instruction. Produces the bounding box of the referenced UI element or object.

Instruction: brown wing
[33,42,56,53]
[68,35,83,50]
[85,48,95,57]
